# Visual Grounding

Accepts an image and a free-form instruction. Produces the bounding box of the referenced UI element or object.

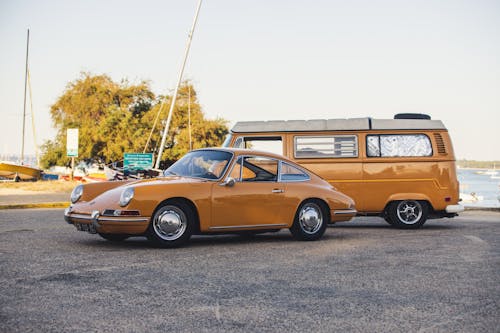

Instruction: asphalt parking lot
[0,209,499,333]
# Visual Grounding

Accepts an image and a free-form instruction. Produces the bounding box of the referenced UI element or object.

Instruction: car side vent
[433,133,447,155]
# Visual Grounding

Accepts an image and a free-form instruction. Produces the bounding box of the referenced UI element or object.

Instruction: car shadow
[76,228,350,250]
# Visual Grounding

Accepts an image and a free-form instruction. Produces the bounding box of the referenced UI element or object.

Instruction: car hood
[71,176,211,213]
[127,176,211,188]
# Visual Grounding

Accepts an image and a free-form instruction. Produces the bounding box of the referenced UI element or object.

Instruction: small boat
[475,169,498,176]
[460,192,484,203]
[3,29,42,182]
[0,161,41,181]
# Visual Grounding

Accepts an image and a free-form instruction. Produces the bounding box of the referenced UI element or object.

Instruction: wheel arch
[151,197,201,234]
[383,194,434,215]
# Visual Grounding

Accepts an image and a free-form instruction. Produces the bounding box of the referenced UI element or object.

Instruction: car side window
[241,156,278,182]
[280,162,310,182]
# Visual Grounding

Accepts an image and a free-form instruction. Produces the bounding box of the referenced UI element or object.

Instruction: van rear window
[294,135,358,158]
[367,134,432,157]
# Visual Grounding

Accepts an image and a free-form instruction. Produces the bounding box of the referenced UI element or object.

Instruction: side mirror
[220,177,235,187]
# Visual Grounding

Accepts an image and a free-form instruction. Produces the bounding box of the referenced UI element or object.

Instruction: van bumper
[445,204,464,214]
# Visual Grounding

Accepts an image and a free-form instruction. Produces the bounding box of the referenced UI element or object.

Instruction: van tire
[387,200,428,229]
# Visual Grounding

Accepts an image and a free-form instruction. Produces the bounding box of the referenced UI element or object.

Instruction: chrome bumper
[445,205,464,214]
[64,207,149,232]
[333,209,358,216]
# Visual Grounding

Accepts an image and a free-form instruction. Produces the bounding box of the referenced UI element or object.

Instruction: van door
[290,134,365,210]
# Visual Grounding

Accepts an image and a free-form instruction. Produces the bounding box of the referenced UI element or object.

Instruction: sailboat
[0,29,42,182]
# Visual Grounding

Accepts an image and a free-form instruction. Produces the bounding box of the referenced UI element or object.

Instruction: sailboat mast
[21,29,30,165]
[154,0,203,169]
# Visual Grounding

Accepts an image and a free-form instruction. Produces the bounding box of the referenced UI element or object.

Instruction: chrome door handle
[272,189,284,193]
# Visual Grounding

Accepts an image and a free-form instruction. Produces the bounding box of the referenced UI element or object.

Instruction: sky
[1,0,499,161]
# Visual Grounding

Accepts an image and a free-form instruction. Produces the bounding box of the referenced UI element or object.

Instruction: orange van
[223,114,464,228]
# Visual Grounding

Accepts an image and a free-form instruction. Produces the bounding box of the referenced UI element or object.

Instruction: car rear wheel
[98,233,129,242]
[147,202,194,248]
[387,200,429,229]
[290,200,327,241]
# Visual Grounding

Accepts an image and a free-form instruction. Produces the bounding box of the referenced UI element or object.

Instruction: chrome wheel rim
[396,201,422,225]
[153,206,187,241]
[299,203,323,234]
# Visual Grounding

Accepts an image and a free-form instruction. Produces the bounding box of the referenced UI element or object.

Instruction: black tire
[290,200,328,241]
[386,200,429,229]
[14,175,21,182]
[147,201,195,248]
[98,233,129,242]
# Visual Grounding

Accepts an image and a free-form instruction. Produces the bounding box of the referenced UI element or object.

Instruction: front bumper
[64,207,150,234]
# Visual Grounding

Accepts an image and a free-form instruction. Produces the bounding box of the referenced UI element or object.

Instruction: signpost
[67,128,78,180]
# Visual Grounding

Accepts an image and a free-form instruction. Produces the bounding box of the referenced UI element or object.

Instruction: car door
[210,156,287,230]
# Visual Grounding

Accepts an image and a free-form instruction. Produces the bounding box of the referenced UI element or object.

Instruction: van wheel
[147,202,194,248]
[290,200,327,241]
[387,200,428,229]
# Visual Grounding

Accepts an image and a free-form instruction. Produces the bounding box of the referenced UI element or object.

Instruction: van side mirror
[220,177,235,187]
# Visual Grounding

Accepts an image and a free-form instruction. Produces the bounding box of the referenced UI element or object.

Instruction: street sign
[67,128,79,157]
[124,153,153,171]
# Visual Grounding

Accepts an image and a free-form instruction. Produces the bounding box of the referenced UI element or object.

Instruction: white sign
[67,128,79,157]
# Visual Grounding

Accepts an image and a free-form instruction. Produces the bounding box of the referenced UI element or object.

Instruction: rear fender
[384,193,433,212]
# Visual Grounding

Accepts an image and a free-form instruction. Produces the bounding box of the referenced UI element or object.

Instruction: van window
[234,136,283,155]
[367,134,432,157]
[294,135,358,158]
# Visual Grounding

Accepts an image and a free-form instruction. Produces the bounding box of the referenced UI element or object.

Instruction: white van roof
[231,118,446,133]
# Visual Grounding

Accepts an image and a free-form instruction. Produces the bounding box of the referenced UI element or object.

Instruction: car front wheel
[387,200,429,229]
[147,202,194,248]
[290,200,327,241]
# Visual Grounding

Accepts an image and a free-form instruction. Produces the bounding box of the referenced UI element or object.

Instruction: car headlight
[70,185,83,203]
[119,187,134,207]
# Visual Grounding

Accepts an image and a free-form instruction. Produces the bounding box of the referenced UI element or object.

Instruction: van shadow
[332,217,463,231]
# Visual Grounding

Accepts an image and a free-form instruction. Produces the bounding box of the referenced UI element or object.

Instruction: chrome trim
[333,209,358,215]
[271,189,284,193]
[209,223,287,230]
[66,213,148,223]
[98,217,149,222]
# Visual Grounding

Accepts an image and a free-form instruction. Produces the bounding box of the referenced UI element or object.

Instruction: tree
[41,73,228,168]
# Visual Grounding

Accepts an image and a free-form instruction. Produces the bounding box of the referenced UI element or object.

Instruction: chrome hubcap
[153,206,187,241]
[299,203,323,234]
[396,201,422,224]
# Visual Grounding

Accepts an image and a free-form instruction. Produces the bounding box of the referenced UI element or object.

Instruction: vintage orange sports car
[64,148,356,247]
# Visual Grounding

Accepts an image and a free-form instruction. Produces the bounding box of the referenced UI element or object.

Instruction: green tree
[41,73,228,168]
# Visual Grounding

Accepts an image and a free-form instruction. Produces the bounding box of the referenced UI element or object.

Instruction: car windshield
[164,150,233,180]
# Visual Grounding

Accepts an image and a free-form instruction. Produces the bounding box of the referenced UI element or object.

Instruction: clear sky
[1,0,499,160]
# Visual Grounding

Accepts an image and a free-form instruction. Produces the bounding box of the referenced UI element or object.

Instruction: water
[458,168,500,208]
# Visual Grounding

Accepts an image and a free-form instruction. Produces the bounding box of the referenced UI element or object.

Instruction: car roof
[194,147,296,163]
